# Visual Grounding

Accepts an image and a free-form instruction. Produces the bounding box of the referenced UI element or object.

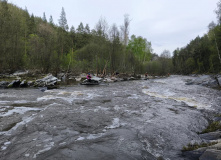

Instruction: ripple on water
[0,107,41,117]
[142,89,211,109]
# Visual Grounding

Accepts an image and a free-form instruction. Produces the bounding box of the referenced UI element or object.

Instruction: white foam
[37,95,73,104]
[94,106,109,112]
[142,89,211,109]
[87,133,104,139]
[0,107,41,117]
[76,133,104,141]
[0,101,10,104]
[76,136,85,141]
[114,105,120,111]
[106,118,124,129]
[33,141,54,158]
[1,141,11,150]
[25,154,30,157]
[14,100,30,104]
[128,94,140,99]
[59,142,66,146]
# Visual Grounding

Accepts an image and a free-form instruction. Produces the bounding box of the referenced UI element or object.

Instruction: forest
[0,0,220,76]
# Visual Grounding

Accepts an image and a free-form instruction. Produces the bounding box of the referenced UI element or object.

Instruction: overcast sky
[8,0,219,55]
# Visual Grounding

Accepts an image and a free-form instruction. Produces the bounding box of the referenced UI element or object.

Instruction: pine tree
[42,12,47,22]
[58,7,69,31]
[49,15,54,25]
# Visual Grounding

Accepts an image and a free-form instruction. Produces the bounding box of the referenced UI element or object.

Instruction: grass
[201,121,221,134]
[182,141,218,151]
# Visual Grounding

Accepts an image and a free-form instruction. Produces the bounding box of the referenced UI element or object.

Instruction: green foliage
[172,8,221,75]
[172,33,221,74]
[0,1,173,75]
[185,57,195,73]
[127,35,152,64]
[182,141,218,151]
[201,121,221,134]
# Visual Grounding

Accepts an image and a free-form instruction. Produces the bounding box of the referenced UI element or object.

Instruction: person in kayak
[86,73,92,82]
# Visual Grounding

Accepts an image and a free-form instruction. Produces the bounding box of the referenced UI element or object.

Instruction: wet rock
[213,117,221,123]
[7,80,21,88]
[128,77,136,80]
[199,131,221,140]
[13,70,28,76]
[216,74,221,87]
[182,148,206,160]
[38,87,47,92]
[185,75,219,88]
[20,80,28,88]
[122,77,128,81]
[75,77,80,81]
[103,78,115,83]
[34,74,58,88]
[0,81,10,88]
[199,149,221,160]
[0,116,22,132]
[27,81,34,86]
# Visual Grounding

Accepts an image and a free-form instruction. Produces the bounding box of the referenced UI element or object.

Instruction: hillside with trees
[172,1,221,75]
[0,0,175,76]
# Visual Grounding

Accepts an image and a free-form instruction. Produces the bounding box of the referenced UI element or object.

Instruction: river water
[0,75,220,160]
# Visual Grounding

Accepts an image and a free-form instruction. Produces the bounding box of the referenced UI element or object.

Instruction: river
[0,75,220,160]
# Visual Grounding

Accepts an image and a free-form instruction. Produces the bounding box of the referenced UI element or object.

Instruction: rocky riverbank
[0,70,155,89]
[185,74,221,89]
[0,72,58,89]
[182,114,221,160]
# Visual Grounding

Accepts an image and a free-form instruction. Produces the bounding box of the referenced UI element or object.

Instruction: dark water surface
[0,75,220,160]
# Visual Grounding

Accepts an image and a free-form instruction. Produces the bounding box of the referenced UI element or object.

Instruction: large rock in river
[34,74,58,88]
[199,149,221,160]
[0,81,10,88]
[20,80,28,88]
[7,80,21,88]
[216,74,221,87]
[186,75,219,88]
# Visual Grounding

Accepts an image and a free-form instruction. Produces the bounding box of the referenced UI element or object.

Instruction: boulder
[34,74,58,88]
[121,77,128,81]
[27,81,34,86]
[104,78,115,83]
[128,77,136,80]
[199,149,221,160]
[182,148,206,160]
[75,77,83,82]
[12,70,28,76]
[199,131,221,140]
[213,117,221,123]
[7,80,21,88]
[0,81,10,88]
[185,75,219,88]
[20,80,28,88]
[216,75,221,87]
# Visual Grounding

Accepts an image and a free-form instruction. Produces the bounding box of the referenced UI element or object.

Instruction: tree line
[172,1,221,75]
[0,0,175,76]
[2,0,221,77]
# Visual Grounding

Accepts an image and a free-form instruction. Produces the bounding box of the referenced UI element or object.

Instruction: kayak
[80,79,99,85]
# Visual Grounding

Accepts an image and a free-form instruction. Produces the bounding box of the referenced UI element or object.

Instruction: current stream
[0,75,220,160]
